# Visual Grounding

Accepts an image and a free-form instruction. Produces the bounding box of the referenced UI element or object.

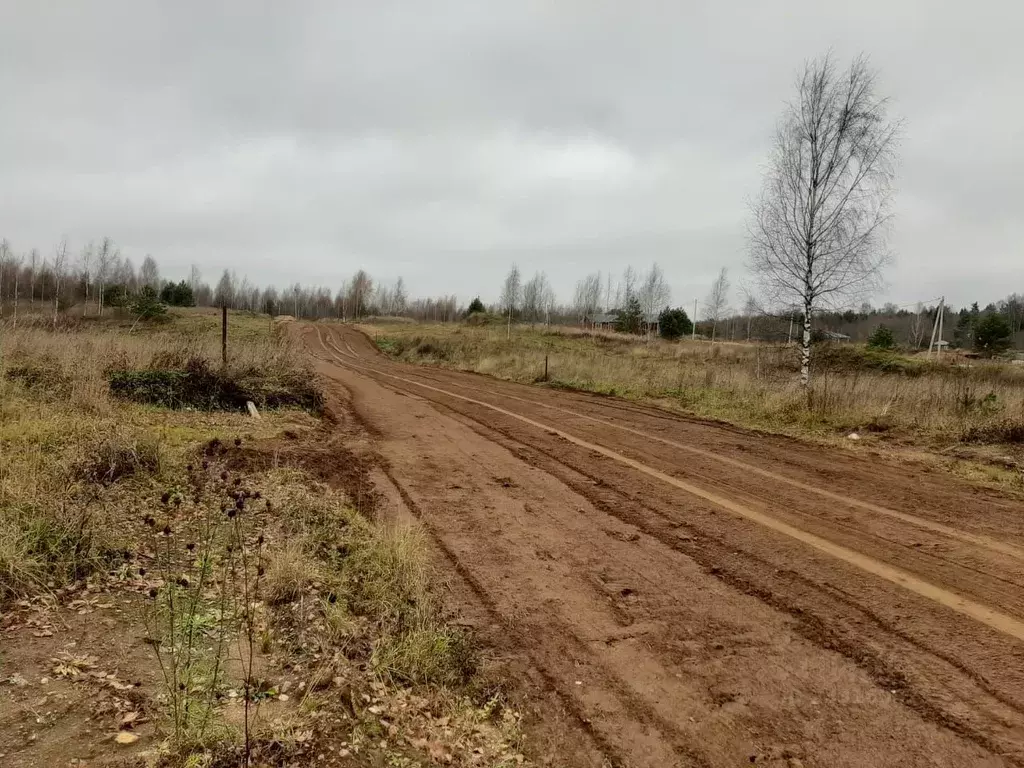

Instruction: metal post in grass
[544,353,549,382]
[221,305,228,367]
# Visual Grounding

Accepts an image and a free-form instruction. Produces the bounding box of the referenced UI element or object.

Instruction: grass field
[0,307,529,767]
[367,322,1024,471]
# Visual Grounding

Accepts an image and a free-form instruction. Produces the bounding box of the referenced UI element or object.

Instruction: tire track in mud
[304,322,1024,766]
[330,331,1024,561]
[314,329,1024,643]
[309,326,693,767]
[423,396,1024,756]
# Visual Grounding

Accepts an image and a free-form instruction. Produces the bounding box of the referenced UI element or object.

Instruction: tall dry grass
[0,312,308,600]
[370,323,1024,446]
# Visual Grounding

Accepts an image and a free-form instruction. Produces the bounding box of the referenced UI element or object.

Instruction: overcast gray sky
[1,1,1020,309]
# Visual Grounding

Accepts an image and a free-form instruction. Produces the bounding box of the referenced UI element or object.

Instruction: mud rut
[302,323,1024,768]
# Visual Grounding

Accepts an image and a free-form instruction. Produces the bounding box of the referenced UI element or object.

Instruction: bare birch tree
[140,255,160,291]
[621,265,638,304]
[573,272,601,324]
[53,238,68,327]
[96,237,115,315]
[743,295,758,341]
[28,248,41,309]
[908,302,927,349]
[703,267,730,342]
[749,53,899,385]
[541,279,556,325]
[348,270,373,319]
[215,270,235,308]
[393,277,408,316]
[76,245,90,313]
[499,263,521,339]
[522,272,551,324]
[639,262,671,336]
[0,239,10,319]
[12,253,23,327]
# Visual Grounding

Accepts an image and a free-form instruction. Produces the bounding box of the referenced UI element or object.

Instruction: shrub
[4,363,72,398]
[816,344,926,376]
[108,357,324,413]
[866,324,896,350]
[464,311,501,326]
[962,418,1024,444]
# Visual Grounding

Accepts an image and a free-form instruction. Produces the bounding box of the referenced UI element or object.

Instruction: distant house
[642,312,661,335]
[586,313,619,329]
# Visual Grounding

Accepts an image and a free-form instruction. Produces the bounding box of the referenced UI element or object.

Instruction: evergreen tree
[973,314,1012,357]
[615,295,644,335]
[658,307,693,340]
[866,324,896,350]
[159,280,196,307]
[130,285,169,321]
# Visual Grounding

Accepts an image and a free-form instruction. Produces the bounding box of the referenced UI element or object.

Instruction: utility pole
[928,296,946,358]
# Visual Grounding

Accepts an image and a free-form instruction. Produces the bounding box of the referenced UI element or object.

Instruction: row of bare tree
[0,240,470,324]
[0,237,164,322]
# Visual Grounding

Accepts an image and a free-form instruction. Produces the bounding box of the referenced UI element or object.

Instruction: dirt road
[303,323,1024,768]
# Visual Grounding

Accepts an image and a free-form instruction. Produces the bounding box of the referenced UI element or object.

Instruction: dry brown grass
[0,309,311,600]
[369,323,1024,451]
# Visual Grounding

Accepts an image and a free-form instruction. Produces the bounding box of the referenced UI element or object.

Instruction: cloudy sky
[0,1,1020,310]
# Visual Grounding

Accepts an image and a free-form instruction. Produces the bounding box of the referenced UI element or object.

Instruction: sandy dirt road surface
[301,322,1024,768]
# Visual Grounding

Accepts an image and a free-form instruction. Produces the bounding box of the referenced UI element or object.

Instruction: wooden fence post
[221,305,228,367]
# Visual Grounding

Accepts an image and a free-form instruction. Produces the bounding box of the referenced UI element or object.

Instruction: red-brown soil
[301,322,1024,768]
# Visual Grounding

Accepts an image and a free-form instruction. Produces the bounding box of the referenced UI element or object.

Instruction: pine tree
[615,295,644,335]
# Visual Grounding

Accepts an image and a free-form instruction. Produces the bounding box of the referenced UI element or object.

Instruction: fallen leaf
[114,732,139,745]
[120,712,141,727]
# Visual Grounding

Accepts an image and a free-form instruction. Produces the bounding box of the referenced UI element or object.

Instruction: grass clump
[75,435,162,485]
[264,540,320,605]
[0,517,45,599]
[268,476,475,687]
[0,501,122,600]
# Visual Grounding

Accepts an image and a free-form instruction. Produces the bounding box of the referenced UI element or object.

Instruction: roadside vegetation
[368,322,1024,479]
[0,306,529,767]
